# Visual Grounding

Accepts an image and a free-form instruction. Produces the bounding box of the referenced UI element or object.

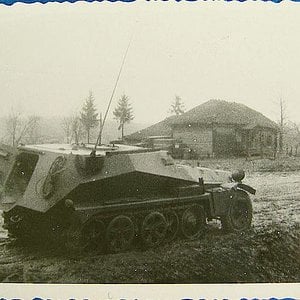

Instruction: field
[0,158,299,283]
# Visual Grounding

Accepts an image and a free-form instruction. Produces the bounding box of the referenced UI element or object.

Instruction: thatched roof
[125,116,176,141]
[125,100,278,141]
[171,99,278,129]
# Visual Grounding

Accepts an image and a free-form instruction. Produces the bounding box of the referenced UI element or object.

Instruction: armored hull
[0,143,255,253]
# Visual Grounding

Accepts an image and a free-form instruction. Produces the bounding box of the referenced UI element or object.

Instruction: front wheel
[221,190,253,233]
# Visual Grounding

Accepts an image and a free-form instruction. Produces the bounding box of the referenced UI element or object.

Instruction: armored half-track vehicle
[0,143,255,253]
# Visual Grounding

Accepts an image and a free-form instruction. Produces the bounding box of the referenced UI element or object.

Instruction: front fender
[237,183,256,195]
[209,182,255,218]
[220,182,256,195]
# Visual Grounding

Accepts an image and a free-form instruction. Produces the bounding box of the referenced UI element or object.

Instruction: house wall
[173,123,277,158]
[212,125,238,156]
[173,124,241,157]
[172,124,213,156]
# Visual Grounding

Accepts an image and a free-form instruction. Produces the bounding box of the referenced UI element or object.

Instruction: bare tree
[23,116,40,144]
[5,109,40,147]
[289,122,300,156]
[61,116,73,144]
[5,109,20,147]
[294,123,300,156]
[71,115,84,145]
[61,114,84,144]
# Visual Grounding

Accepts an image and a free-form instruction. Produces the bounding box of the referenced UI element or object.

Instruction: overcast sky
[1,2,300,125]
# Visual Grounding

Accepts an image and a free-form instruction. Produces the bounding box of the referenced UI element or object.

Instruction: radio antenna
[94,36,133,150]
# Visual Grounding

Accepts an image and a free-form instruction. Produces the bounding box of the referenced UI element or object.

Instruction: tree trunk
[121,124,124,141]
[87,129,90,144]
[75,131,79,145]
[12,123,16,147]
[12,132,15,147]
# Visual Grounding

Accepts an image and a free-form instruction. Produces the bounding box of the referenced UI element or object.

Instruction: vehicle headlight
[231,169,245,182]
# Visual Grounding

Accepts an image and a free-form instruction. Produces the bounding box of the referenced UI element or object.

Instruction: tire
[221,190,253,233]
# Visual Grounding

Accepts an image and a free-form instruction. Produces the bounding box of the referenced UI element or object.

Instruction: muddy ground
[0,170,299,283]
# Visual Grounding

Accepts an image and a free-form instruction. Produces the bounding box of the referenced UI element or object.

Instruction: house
[125,100,278,158]
[171,100,278,157]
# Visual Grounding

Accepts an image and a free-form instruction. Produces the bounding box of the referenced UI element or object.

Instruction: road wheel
[65,218,105,254]
[106,215,135,253]
[141,212,168,248]
[221,190,253,232]
[181,205,206,240]
[82,220,106,252]
[164,210,179,243]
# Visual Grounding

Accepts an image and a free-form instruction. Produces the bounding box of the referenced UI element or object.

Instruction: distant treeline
[0,115,148,146]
